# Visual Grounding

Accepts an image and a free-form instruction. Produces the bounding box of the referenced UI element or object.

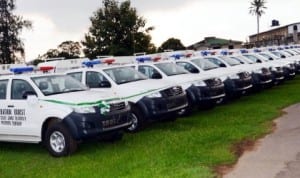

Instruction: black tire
[177,97,194,117]
[126,106,147,133]
[45,123,77,157]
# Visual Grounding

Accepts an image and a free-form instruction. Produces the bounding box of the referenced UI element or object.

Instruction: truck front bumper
[63,105,131,140]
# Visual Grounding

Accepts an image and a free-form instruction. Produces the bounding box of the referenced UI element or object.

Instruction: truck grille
[237,72,250,79]
[262,68,271,74]
[109,102,126,112]
[161,86,183,97]
[204,78,222,87]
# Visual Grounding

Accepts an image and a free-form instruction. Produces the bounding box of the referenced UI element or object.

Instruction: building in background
[249,21,300,47]
[187,37,243,50]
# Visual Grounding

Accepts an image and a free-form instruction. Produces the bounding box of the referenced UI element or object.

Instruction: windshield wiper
[205,67,218,71]
[117,81,133,84]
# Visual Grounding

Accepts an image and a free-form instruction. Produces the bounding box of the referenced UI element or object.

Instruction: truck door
[3,79,40,140]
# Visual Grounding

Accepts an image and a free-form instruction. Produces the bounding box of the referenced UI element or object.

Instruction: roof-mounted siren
[82,60,101,68]
[201,51,210,56]
[210,51,217,55]
[10,66,34,74]
[240,49,248,54]
[39,66,55,73]
[253,49,262,53]
[102,58,115,65]
[170,54,184,60]
[220,50,228,56]
[185,53,193,58]
[136,56,152,63]
[152,56,161,62]
[268,48,275,52]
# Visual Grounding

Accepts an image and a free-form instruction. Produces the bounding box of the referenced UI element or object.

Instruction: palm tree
[249,0,267,46]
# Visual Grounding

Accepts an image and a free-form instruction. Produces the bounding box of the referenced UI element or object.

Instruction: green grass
[1,77,300,178]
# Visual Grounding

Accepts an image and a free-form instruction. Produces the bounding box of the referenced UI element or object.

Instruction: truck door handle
[7,105,14,108]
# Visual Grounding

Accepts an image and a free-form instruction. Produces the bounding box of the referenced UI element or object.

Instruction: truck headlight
[73,106,96,114]
[269,67,276,71]
[229,74,240,79]
[254,69,263,74]
[147,92,162,98]
[193,80,207,87]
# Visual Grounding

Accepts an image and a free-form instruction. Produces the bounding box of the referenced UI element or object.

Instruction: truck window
[138,66,160,78]
[176,62,199,73]
[67,72,82,82]
[86,71,109,88]
[11,80,35,100]
[0,80,8,99]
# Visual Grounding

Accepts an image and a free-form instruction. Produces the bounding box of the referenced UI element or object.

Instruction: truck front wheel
[126,106,146,133]
[45,123,77,157]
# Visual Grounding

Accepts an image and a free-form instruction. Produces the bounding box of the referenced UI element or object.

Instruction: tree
[82,0,155,59]
[158,38,185,52]
[41,49,60,59]
[41,41,81,59]
[0,0,32,64]
[57,41,81,59]
[249,0,267,45]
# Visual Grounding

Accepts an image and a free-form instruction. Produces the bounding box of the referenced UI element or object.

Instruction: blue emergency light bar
[82,60,101,67]
[136,56,152,63]
[253,49,262,53]
[201,51,209,56]
[170,54,184,60]
[284,46,290,49]
[278,47,284,50]
[268,48,275,51]
[240,49,248,54]
[10,67,34,74]
[220,50,228,55]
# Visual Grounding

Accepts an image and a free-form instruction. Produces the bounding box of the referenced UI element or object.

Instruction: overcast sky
[15,0,300,60]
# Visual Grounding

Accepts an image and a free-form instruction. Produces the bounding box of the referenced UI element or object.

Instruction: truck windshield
[259,53,277,60]
[243,54,268,63]
[104,66,147,85]
[31,75,87,96]
[154,63,189,76]
[218,56,241,66]
[231,56,253,64]
[191,58,219,71]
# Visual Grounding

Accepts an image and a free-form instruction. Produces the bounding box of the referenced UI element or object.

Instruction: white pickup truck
[0,67,131,157]
[130,59,225,113]
[65,64,188,132]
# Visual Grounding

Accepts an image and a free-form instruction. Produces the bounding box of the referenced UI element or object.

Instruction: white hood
[41,90,120,105]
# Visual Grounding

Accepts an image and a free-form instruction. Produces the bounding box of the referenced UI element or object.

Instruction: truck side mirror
[220,63,226,67]
[151,73,162,79]
[257,60,262,63]
[190,68,200,73]
[23,91,37,99]
[281,55,286,58]
[99,81,111,88]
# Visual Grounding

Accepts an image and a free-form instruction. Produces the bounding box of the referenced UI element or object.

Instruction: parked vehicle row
[0,45,299,157]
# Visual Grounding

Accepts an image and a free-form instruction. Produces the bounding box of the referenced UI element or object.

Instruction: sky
[15,0,300,61]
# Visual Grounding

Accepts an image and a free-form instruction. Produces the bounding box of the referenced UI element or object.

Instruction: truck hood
[41,90,121,105]
[113,79,174,100]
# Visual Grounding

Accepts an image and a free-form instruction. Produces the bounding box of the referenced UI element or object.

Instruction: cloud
[14,0,300,61]
[20,14,85,60]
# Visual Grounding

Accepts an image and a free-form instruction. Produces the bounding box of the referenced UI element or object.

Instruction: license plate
[102,116,123,128]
